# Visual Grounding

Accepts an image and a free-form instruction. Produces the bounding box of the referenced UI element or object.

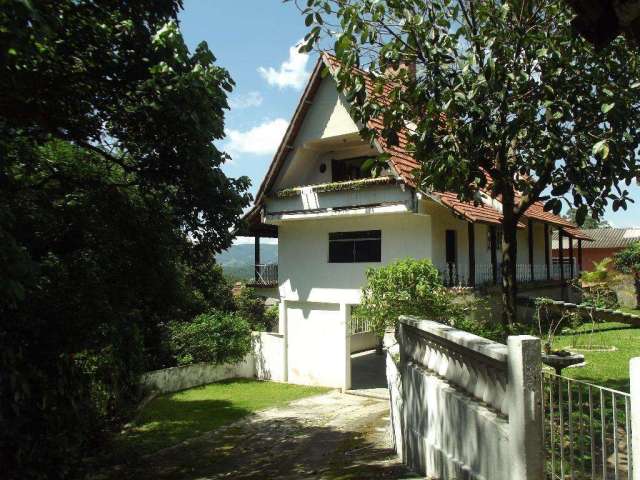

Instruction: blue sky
[178,0,639,231]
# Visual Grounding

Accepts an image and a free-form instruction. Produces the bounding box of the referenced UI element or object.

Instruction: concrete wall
[253,332,286,382]
[284,300,350,388]
[140,332,289,393]
[349,331,379,353]
[387,316,543,480]
[140,357,255,394]
[278,212,431,305]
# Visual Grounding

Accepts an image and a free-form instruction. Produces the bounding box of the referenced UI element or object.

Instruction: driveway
[104,391,416,480]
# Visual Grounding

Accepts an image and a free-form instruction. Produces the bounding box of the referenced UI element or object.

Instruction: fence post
[507,335,544,480]
[632,357,640,480]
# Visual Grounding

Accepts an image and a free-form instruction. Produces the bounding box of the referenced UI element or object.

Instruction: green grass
[115,379,329,457]
[617,306,640,316]
[553,322,640,392]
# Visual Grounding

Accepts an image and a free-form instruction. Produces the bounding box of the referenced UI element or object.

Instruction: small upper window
[329,230,381,263]
[331,157,370,182]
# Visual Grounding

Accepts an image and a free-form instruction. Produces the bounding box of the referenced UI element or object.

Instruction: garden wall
[140,357,255,394]
[253,331,286,382]
[387,316,543,480]
[140,331,288,393]
[349,331,379,353]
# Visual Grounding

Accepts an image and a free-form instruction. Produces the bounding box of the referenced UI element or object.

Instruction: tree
[296,0,640,327]
[0,2,249,477]
[563,208,611,229]
[614,241,640,308]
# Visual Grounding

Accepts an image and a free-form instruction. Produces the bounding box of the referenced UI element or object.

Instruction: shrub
[614,241,640,308]
[234,287,278,331]
[169,311,251,366]
[358,258,464,337]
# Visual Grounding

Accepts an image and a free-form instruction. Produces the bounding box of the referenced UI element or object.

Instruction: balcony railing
[437,261,579,288]
[250,263,278,287]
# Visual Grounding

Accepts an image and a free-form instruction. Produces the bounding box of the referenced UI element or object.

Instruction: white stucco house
[240,53,589,390]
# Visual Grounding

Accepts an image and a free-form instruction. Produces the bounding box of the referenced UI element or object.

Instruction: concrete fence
[140,331,286,394]
[386,315,543,480]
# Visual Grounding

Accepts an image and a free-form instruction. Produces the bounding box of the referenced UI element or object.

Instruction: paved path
[106,391,417,480]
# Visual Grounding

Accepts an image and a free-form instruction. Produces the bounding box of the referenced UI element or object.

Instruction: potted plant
[535,297,584,375]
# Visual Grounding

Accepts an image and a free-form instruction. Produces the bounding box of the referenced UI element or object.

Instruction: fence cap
[399,315,508,363]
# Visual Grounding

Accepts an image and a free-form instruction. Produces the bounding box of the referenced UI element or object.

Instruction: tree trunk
[635,272,640,310]
[501,194,519,330]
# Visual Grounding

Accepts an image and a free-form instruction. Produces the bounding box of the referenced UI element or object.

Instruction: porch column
[528,219,534,282]
[254,235,261,283]
[578,239,583,273]
[558,229,565,282]
[568,234,575,279]
[490,225,498,285]
[468,222,476,287]
[544,223,551,280]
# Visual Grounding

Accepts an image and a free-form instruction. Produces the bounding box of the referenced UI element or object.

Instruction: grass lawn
[617,306,640,316]
[115,379,329,457]
[553,321,640,392]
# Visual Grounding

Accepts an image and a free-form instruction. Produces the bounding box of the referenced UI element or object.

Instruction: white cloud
[257,41,310,90]
[225,118,288,156]
[228,91,263,109]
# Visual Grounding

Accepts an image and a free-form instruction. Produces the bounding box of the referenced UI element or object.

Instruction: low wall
[387,316,543,480]
[140,356,255,394]
[253,331,285,382]
[349,331,379,353]
[521,297,640,326]
[141,331,288,393]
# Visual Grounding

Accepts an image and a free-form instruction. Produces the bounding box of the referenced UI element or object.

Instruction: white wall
[350,332,379,353]
[278,212,432,305]
[253,332,286,382]
[285,300,349,388]
[273,76,368,191]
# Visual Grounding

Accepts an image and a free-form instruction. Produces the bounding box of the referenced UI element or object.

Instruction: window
[487,226,503,251]
[331,157,370,182]
[329,230,381,263]
[445,230,457,264]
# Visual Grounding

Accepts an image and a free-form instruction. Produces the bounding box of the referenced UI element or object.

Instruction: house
[239,53,589,390]
[552,227,640,270]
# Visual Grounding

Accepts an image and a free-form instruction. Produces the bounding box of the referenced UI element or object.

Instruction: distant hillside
[216,243,278,281]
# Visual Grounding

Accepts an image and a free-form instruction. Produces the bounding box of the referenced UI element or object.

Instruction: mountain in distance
[216,243,278,281]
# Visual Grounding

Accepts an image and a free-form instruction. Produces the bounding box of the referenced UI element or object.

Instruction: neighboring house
[552,228,640,270]
[239,53,589,390]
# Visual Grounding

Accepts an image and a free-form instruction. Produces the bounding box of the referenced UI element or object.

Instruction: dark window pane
[354,239,381,262]
[331,157,371,182]
[329,240,354,262]
[329,230,381,263]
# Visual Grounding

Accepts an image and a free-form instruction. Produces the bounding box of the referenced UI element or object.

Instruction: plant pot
[542,351,585,375]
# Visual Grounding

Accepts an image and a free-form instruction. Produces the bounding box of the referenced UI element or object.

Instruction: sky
[178,0,640,236]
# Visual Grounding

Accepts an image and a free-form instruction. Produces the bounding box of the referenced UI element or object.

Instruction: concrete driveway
[105,391,417,480]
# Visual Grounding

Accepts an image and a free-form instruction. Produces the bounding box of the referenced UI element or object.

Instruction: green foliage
[169,311,252,367]
[614,241,640,275]
[563,208,610,229]
[614,240,640,308]
[577,258,619,309]
[273,176,395,198]
[264,304,280,331]
[358,258,461,336]
[298,0,640,325]
[0,2,250,477]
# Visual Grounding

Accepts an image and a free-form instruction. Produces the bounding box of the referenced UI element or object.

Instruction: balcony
[248,263,278,288]
[437,261,579,288]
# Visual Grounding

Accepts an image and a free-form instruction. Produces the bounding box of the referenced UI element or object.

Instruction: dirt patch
[94,391,417,480]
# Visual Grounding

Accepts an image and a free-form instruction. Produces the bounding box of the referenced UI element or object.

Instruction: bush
[169,311,251,366]
[358,258,464,337]
[234,287,278,331]
[264,304,280,331]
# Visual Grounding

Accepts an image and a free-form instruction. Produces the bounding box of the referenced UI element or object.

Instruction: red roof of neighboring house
[246,53,588,238]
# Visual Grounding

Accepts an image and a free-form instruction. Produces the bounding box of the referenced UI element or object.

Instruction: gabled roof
[244,52,587,237]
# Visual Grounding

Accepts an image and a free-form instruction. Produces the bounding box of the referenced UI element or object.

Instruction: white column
[280,300,288,383]
[507,335,544,480]
[631,357,640,480]
[341,303,351,391]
